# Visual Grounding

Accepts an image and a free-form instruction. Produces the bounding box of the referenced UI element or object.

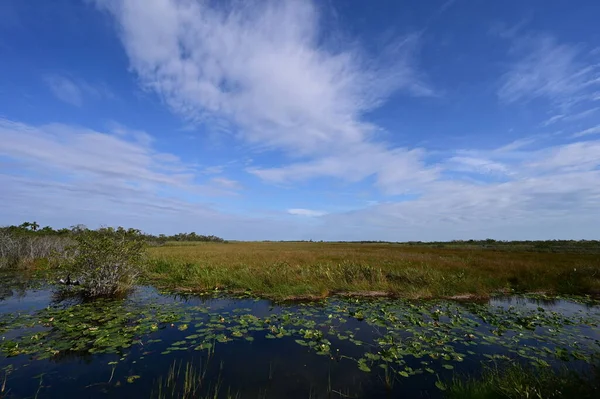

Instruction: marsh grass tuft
[445,362,600,399]
[152,358,239,399]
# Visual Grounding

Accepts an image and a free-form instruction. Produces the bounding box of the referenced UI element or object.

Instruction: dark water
[1,278,599,398]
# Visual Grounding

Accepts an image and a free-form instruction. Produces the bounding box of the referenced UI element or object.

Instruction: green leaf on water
[358,363,371,373]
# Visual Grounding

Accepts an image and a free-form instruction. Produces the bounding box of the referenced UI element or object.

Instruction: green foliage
[61,227,146,297]
[445,362,600,399]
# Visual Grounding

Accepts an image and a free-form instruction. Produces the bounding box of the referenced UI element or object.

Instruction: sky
[1,0,599,241]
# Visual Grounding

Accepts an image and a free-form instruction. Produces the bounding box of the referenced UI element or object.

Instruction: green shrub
[60,227,146,297]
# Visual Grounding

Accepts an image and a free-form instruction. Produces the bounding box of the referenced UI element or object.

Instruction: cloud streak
[44,74,115,106]
[0,119,242,207]
[288,208,327,217]
[499,34,600,106]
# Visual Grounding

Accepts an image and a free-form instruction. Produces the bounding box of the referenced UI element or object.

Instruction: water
[1,278,599,398]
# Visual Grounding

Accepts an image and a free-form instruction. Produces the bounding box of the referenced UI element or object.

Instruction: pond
[1,276,599,398]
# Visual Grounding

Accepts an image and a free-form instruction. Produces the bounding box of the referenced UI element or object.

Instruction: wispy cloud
[572,124,600,138]
[250,143,439,195]
[0,119,241,203]
[44,75,84,106]
[318,138,600,240]
[288,209,327,217]
[0,118,313,239]
[445,156,510,176]
[2,118,599,240]
[498,34,600,106]
[94,0,434,193]
[211,177,242,191]
[542,107,600,127]
[44,74,114,106]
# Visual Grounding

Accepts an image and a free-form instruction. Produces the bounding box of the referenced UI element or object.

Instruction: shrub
[60,227,146,297]
[0,231,71,269]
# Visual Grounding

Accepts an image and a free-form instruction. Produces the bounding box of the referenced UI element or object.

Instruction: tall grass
[152,356,239,399]
[145,242,600,299]
[444,362,600,399]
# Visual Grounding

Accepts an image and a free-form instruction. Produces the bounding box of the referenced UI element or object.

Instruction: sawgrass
[145,242,600,299]
[445,362,600,399]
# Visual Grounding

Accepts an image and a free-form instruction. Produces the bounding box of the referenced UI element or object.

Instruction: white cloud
[498,34,600,105]
[44,75,84,106]
[445,156,510,175]
[2,119,599,240]
[94,0,434,193]
[573,124,600,138]
[318,138,600,240]
[524,141,600,173]
[250,143,439,195]
[211,177,242,190]
[0,119,242,201]
[44,74,115,106]
[288,209,327,217]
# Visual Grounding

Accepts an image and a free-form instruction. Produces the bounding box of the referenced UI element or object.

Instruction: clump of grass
[443,362,600,399]
[144,242,600,300]
[152,358,239,399]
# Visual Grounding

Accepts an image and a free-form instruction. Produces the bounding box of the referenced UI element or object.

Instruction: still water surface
[1,276,599,398]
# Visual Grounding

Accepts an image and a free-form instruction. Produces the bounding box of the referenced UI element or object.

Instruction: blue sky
[1,0,600,240]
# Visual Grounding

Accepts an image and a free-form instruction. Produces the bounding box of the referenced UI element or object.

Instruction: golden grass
[145,242,600,299]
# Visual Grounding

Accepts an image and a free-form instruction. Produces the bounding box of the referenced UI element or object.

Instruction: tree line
[1,222,226,243]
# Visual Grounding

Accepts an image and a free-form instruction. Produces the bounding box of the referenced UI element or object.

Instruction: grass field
[145,242,600,300]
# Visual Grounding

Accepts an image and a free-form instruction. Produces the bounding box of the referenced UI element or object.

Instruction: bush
[0,231,71,269]
[60,227,146,297]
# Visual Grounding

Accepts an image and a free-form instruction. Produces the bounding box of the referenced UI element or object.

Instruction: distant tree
[70,224,88,234]
[40,226,54,234]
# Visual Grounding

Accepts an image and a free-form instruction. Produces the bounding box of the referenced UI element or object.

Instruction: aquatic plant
[152,359,239,399]
[2,287,600,398]
[444,362,600,399]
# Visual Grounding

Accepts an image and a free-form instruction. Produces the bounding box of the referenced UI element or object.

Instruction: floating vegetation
[2,294,599,373]
[0,297,185,361]
[1,285,600,397]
